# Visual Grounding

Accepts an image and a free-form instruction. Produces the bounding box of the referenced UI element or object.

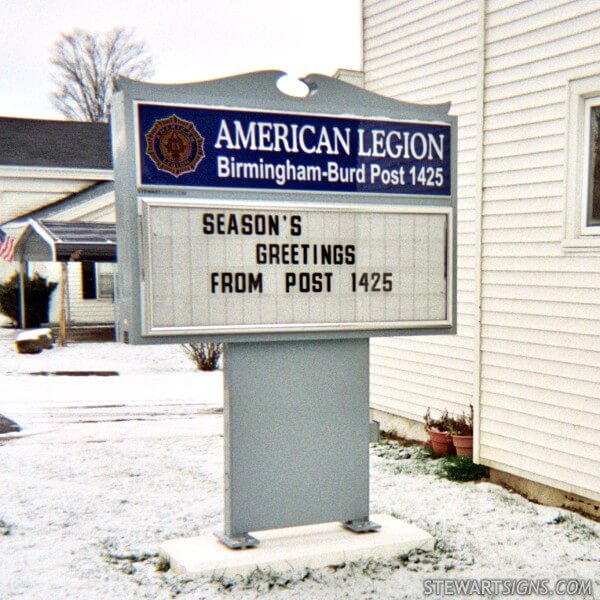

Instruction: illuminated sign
[137,103,451,196]
[141,199,451,336]
[112,73,456,343]
[113,75,457,553]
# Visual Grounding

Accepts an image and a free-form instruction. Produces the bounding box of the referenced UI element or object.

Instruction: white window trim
[563,74,600,254]
[95,263,115,301]
[582,97,600,234]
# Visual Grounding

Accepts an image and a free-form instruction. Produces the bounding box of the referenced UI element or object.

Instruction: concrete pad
[161,514,433,577]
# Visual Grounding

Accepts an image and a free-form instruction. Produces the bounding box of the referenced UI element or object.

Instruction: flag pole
[58,261,68,346]
[18,257,26,329]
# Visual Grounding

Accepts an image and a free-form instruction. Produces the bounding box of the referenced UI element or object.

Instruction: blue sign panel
[137,103,451,196]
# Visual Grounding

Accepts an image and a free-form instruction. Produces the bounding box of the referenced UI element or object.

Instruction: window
[81,262,115,300]
[96,263,115,299]
[564,75,600,253]
[81,262,96,299]
[586,102,600,227]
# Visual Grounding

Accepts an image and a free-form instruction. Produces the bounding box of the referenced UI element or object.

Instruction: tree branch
[49,27,153,122]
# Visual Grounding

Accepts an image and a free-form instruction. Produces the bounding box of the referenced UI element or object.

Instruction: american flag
[0,229,16,262]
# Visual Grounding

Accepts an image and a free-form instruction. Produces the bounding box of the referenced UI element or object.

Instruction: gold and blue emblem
[145,114,205,177]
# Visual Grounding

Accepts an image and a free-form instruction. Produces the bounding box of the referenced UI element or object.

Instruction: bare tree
[50,27,153,122]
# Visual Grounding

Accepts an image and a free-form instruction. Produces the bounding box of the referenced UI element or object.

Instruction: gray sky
[0,0,362,120]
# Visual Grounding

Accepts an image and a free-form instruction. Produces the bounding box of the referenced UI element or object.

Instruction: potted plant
[450,404,474,457]
[424,408,455,456]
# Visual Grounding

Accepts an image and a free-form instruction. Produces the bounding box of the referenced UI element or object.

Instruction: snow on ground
[0,328,599,599]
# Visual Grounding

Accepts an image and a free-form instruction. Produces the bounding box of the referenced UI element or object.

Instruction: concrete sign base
[161,514,433,578]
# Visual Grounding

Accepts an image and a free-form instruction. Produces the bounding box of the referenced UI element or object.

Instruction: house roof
[12,219,117,262]
[39,220,116,261]
[0,116,112,170]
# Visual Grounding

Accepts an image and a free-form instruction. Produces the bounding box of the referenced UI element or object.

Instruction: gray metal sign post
[111,72,456,548]
[221,338,374,548]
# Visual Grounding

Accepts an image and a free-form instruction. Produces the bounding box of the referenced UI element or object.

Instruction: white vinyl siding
[0,186,117,327]
[39,191,116,325]
[0,178,90,223]
[365,0,479,423]
[0,167,111,224]
[25,262,61,323]
[480,0,600,503]
[52,191,115,223]
[364,0,600,503]
[0,171,116,326]
[0,262,16,289]
[66,262,115,324]
[21,262,114,325]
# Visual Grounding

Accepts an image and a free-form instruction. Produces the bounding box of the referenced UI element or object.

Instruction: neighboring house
[364,0,599,514]
[0,117,115,324]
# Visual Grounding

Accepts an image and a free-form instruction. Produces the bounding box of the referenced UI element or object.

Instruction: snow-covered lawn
[0,329,599,599]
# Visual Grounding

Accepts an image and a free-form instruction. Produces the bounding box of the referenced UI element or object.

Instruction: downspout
[473,0,486,463]
[360,0,365,78]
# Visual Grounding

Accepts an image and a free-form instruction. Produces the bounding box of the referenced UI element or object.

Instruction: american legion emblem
[145,114,205,177]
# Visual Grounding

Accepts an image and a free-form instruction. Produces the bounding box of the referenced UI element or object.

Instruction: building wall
[52,190,115,223]
[364,0,600,502]
[364,0,480,423]
[0,262,16,286]
[26,262,61,322]
[2,259,115,326]
[52,192,116,324]
[24,262,115,325]
[0,191,117,327]
[479,0,600,502]
[65,262,115,324]
[0,168,115,326]
[0,167,110,223]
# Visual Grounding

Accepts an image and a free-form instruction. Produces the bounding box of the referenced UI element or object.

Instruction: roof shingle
[0,116,112,169]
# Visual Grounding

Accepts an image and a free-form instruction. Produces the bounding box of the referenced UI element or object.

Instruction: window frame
[563,74,600,253]
[583,97,600,232]
[95,262,115,300]
[81,261,115,301]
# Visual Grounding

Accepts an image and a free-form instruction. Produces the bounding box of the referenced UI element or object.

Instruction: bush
[437,456,489,482]
[182,343,224,371]
[0,272,58,328]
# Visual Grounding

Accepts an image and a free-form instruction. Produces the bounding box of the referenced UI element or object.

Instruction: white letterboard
[141,199,451,335]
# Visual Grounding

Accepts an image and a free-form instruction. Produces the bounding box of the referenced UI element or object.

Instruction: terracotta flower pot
[427,428,455,456]
[452,435,473,457]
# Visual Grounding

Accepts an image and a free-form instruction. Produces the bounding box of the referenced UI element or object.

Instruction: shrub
[437,456,489,482]
[0,272,58,328]
[182,343,224,371]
